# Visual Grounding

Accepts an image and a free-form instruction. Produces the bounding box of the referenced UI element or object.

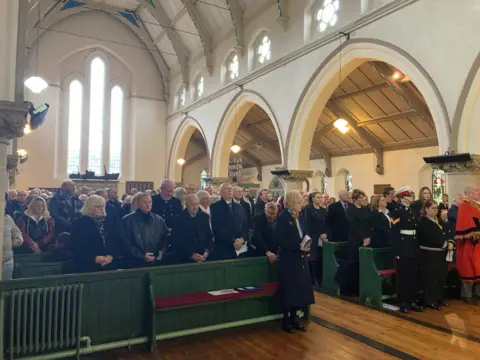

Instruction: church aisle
[311,292,480,359]
[84,320,396,360]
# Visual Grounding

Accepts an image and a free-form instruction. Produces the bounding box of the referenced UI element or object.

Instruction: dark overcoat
[274,210,315,310]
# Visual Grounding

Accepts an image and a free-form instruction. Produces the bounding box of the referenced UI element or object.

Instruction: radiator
[5,284,84,359]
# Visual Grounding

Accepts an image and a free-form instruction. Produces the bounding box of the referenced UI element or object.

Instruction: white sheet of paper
[236,242,248,256]
[208,289,239,296]
[301,235,312,250]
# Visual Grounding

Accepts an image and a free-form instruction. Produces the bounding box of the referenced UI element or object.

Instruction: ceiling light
[334,118,349,134]
[23,124,32,135]
[177,158,186,165]
[24,76,48,94]
[231,144,241,153]
[392,72,402,80]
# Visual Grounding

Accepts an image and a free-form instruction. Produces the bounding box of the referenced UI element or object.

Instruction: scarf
[90,216,106,245]
[135,208,151,221]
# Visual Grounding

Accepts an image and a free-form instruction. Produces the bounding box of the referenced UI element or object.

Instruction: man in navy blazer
[210,183,248,260]
[326,190,351,242]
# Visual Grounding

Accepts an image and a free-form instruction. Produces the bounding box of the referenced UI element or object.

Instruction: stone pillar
[270,169,313,193]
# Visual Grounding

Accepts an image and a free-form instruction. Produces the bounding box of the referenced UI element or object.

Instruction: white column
[0,0,29,280]
[447,172,480,198]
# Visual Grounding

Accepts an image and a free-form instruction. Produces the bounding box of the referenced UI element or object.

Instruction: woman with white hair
[274,190,314,333]
[16,197,55,253]
[173,187,187,209]
[196,190,211,215]
[70,195,124,273]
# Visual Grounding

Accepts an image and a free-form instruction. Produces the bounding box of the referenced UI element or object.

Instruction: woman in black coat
[337,189,372,297]
[305,192,329,285]
[417,200,455,309]
[370,195,391,248]
[274,190,314,334]
[71,195,124,273]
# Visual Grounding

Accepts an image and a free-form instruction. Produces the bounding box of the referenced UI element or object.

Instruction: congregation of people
[3,178,480,330]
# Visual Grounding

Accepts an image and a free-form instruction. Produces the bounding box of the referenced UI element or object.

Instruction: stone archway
[167,117,209,183]
[286,39,450,171]
[210,90,284,178]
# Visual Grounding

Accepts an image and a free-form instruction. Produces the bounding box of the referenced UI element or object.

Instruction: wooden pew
[359,247,396,308]
[13,253,73,279]
[322,242,346,293]
[0,257,280,359]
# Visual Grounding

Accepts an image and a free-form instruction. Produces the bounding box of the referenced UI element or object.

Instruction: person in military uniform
[390,186,423,314]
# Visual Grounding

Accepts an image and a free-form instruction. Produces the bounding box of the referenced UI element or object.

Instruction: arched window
[109,86,123,174]
[227,54,239,81]
[67,80,83,174]
[196,76,204,100]
[178,86,186,109]
[432,169,446,203]
[256,35,271,66]
[200,169,207,190]
[322,173,327,194]
[316,0,339,33]
[345,171,352,192]
[88,57,105,175]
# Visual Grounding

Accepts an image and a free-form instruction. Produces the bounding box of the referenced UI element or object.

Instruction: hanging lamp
[25,4,48,94]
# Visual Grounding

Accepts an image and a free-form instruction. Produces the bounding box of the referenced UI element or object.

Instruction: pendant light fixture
[231,85,241,153]
[333,35,349,134]
[177,158,186,166]
[25,4,48,94]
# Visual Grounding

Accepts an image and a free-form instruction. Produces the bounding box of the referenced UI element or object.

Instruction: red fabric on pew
[379,269,396,278]
[154,283,278,309]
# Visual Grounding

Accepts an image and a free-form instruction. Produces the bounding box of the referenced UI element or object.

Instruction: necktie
[228,202,233,214]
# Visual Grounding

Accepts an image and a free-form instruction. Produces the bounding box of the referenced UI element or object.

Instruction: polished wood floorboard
[398,299,480,339]
[84,321,395,360]
[312,292,480,359]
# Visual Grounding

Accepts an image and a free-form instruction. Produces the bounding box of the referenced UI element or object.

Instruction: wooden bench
[359,247,396,308]
[322,242,346,293]
[147,258,281,352]
[13,253,73,279]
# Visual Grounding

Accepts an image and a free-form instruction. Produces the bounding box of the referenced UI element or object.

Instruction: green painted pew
[13,253,73,279]
[0,257,280,359]
[322,242,346,293]
[359,247,396,308]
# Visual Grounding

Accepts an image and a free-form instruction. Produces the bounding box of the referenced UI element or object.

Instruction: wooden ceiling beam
[315,122,336,138]
[238,124,280,155]
[183,151,207,167]
[356,110,418,127]
[239,150,262,181]
[372,62,434,128]
[330,83,390,101]
[327,101,384,174]
[245,118,272,128]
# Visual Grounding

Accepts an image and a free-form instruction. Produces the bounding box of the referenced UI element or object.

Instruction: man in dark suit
[326,190,351,242]
[174,194,213,264]
[383,186,397,212]
[234,186,253,232]
[243,187,255,213]
[210,183,248,260]
[251,202,278,263]
[151,179,183,263]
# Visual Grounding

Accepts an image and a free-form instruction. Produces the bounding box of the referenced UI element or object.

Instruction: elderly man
[6,190,27,217]
[7,190,17,201]
[197,190,211,215]
[234,186,252,232]
[173,194,213,263]
[251,202,279,263]
[210,183,248,260]
[326,190,351,242]
[455,184,480,304]
[48,181,83,234]
[122,192,168,268]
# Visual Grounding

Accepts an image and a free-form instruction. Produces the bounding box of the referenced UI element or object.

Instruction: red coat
[455,200,480,282]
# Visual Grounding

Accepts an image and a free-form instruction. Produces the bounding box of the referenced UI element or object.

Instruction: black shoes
[282,323,294,333]
[292,322,307,332]
[399,302,424,313]
[426,303,440,310]
[437,301,448,308]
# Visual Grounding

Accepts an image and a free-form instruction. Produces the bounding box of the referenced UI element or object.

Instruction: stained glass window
[316,0,339,33]
[432,169,446,203]
[345,172,352,192]
[67,80,82,174]
[257,35,271,65]
[88,57,105,175]
[228,54,239,81]
[200,169,207,190]
[109,86,123,174]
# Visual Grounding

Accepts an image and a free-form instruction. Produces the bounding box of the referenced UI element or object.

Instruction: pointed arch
[167,116,209,183]
[286,39,450,171]
[210,90,285,178]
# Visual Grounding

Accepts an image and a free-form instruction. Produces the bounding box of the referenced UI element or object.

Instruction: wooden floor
[84,292,480,360]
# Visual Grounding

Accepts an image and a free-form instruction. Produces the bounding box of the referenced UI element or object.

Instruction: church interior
[1,0,480,359]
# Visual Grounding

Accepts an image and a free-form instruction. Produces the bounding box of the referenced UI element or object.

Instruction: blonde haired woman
[173,187,187,209]
[16,196,55,253]
[71,195,123,273]
[274,190,314,333]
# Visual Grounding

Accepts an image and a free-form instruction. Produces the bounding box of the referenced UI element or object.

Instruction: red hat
[395,186,413,198]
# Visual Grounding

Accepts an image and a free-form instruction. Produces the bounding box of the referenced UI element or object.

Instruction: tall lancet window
[67,80,83,174]
[109,86,123,174]
[88,57,105,175]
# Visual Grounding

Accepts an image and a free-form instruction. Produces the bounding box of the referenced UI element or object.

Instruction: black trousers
[282,307,302,325]
[309,246,323,285]
[396,256,419,305]
[420,250,448,305]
